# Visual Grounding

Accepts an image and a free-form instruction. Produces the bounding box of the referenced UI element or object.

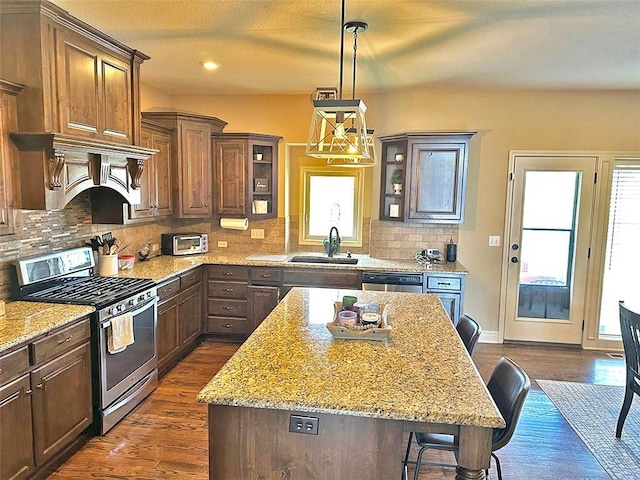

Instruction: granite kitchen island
[197,288,504,480]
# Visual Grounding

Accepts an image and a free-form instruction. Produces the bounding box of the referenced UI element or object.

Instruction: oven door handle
[101,297,157,329]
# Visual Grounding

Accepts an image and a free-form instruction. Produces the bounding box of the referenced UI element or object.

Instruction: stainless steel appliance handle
[101,297,157,328]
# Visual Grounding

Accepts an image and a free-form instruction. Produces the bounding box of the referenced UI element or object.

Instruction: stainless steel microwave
[161,233,208,256]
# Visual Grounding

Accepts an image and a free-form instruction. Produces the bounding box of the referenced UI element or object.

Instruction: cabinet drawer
[158,277,181,301]
[0,346,30,386]
[207,317,248,335]
[208,265,249,281]
[250,267,282,283]
[208,281,247,299]
[180,268,202,290]
[426,276,462,291]
[30,319,91,365]
[208,299,247,317]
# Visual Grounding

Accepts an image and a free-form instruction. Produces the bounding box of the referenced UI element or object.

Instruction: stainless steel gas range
[15,247,158,434]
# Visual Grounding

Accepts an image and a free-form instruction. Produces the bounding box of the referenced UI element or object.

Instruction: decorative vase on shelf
[391,168,403,195]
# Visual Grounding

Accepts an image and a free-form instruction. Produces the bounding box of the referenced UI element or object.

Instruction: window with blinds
[599,163,640,336]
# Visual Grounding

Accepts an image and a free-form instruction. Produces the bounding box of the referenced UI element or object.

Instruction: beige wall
[144,85,640,333]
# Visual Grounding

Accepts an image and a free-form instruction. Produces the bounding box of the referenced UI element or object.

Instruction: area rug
[537,380,640,480]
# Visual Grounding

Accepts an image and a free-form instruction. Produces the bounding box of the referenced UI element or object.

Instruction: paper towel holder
[219,217,249,231]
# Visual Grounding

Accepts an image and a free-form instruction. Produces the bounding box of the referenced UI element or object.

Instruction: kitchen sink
[288,255,358,265]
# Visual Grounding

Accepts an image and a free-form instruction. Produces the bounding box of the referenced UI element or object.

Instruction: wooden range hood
[10,132,156,210]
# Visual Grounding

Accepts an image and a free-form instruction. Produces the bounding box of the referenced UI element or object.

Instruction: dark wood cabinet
[247,286,279,333]
[424,273,466,324]
[379,132,475,223]
[155,268,203,377]
[179,283,204,347]
[212,133,282,220]
[281,268,361,296]
[0,374,34,480]
[156,278,181,372]
[31,342,92,466]
[0,0,146,145]
[142,112,227,218]
[0,80,21,237]
[0,317,92,480]
[206,265,250,336]
[130,120,174,220]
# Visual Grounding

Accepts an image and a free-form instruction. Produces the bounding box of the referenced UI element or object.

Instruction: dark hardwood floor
[47,340,624,479]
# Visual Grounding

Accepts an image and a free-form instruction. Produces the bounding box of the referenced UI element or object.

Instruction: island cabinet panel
[0,374,35,480]
[208,405,405,479]
[31,342,92,466]
[157,291,180,373]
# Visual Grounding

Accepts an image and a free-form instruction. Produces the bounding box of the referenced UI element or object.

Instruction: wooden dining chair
[403,356,530,480]
[456,314,482,356]
[616,301,640,439]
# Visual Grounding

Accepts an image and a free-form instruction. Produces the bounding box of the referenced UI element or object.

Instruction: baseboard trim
[479,330,500,343]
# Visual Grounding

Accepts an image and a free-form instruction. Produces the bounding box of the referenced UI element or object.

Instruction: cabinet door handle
[223,272,234,276]
[36,383,43,389]
[25,389,33,395]
[225,324,233,328]
[57,335,72,344]
[261,274,272,278]
[222,306,233,310]
[223,288,234,292]
[204,203,208,207]
[165,287,173,292]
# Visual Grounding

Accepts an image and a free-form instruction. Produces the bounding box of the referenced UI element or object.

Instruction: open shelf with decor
[379,137,407,221]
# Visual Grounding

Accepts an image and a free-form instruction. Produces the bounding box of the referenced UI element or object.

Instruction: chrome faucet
[328,227,340,257]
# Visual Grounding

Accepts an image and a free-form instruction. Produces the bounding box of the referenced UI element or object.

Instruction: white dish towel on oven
[108,312,134,354]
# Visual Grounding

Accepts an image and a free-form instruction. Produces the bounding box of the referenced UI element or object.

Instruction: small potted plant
[391,168,403,194]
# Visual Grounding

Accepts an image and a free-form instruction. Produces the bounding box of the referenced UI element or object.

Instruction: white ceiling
[52,0,640,95]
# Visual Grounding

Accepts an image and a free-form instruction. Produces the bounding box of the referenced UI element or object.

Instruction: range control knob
[138,294,146,302]
[128,299,135,307]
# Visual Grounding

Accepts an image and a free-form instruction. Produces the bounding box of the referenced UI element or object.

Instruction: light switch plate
[251,229,265,239]
[217,240,228,248]
[489,236,501,247]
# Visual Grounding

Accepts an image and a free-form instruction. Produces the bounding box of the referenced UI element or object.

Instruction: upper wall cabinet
[0,79,22,236]
[142,112,227,218]
[0,0,147,145]
[0,0,155,210]
[379,132,475,224]
[212,133,282,220]
[91,119,175,224]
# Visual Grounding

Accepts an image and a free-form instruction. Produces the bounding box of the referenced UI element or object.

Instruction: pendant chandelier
[305,1,376,167]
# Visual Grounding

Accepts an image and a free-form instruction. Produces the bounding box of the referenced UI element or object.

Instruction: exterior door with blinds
[503,155,596,344]
[598,162,640,337]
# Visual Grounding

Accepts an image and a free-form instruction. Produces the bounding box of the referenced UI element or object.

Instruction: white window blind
[605,165,640,270]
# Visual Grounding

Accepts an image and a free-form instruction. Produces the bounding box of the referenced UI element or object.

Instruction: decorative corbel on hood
[10,132,156,210]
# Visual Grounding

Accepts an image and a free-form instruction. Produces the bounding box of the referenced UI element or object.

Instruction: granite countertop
[0,302,95,354]
[196,287,504,429]
[120,252,469,284]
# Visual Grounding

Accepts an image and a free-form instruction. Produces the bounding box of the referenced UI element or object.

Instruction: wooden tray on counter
[326,302,391,341]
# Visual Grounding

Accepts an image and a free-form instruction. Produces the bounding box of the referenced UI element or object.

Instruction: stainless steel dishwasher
[361,272,424,293]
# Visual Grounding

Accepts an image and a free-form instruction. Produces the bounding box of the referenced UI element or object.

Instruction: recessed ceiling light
[200,61,219,71]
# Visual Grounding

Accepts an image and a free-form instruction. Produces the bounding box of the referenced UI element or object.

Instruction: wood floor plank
[47,340,624,479]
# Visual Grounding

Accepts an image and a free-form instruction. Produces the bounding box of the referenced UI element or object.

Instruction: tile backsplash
[0,192,459,300]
